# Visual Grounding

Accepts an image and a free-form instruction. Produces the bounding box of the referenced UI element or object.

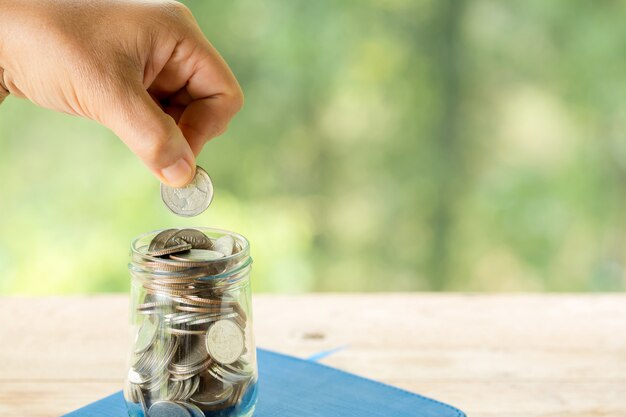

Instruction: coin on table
[161,166,214,217]
[206,320,244,365]
[170,249,225,263]
[148,401,192,417]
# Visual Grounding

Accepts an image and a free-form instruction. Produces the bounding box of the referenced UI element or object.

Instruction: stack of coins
[125,228,256,417]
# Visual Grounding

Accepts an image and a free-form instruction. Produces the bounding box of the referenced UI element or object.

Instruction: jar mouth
[130,227,251,278]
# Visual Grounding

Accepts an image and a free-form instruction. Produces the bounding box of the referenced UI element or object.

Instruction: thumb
[0,68,8,105]
[100,85,196,187]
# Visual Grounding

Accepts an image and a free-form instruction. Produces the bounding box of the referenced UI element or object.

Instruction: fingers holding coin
[161,166,214,217]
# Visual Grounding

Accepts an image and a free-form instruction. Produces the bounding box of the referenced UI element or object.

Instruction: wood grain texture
[0,294,625,417]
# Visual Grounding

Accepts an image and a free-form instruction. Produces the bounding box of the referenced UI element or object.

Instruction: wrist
[0,0,47,69]
[0,2,10,97]
[0,0,22,67]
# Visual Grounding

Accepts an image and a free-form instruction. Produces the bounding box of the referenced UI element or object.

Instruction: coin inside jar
[134,317,159,354]
[148,229,179,252]
[169,249,225,263]
[166,229,214,250]
[206,320,244,365]
[182,403,206,417]
[148,243,192,258]
[191,378,234,406]
[212,235,236,257]
[171,335,209,367]
[148,401,191,417]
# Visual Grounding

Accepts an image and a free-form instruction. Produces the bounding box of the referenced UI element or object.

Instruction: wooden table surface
[0,294,625,417]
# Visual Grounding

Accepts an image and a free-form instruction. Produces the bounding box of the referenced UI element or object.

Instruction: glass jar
[124,227,258,417]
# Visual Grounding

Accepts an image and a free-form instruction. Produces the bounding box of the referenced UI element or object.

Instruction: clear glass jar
[124,228,258,417]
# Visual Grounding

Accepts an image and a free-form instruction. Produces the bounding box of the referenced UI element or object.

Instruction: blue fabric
[63,349,465,417]
[306,345,348,362]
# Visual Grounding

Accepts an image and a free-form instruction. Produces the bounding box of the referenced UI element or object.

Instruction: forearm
[0,1,11,101]
[0,0,242,185]
[0,0,40,92]
[0,0,12,83]
[0,0,27,64]
[0,0,73,102]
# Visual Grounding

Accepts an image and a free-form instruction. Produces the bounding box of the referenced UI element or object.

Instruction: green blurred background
[0,0,625,294]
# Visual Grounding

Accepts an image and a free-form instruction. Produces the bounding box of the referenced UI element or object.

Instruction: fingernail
[161,158,194,187]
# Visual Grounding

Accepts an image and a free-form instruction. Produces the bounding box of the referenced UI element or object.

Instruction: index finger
[177,36,243,155]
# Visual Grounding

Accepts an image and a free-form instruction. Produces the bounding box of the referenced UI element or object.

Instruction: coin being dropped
[148,401,191,417]
[161,166,214,217]
[206,320,244,365]
[170,249,225,263]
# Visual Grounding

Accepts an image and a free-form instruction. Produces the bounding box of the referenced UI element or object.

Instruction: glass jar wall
[124,228,257,417]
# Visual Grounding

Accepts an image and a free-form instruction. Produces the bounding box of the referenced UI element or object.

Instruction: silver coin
[213,235,236,257]
[148,243,192,257]
[153,336,179,375]
[124,379,140,403]
[172,335,209,367]
[161,167,214,217]
[166,229,213,250]
[189,312,237,326]
[209,361,251,384]
[170,357,212,376]
[134,382,149,416]
[170,249,225,263]
[177,375,201,400]
[169,379,184,401]
[134,318,159,354]
[206,320,244,365]
[166,327,207,336]
[148,401,191,417]
[128,369,145,385]
[182,403,206,417]
[149,228,180,252]
[143,371,169,392]
[165,229,213,249]
[191,378,234,406]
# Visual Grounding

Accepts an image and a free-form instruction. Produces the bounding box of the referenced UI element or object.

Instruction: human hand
[0,0,243,186]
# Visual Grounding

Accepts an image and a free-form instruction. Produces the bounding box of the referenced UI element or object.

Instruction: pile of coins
[125,228,256,417]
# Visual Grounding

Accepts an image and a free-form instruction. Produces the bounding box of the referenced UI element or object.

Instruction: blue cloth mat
[64,349,465,417]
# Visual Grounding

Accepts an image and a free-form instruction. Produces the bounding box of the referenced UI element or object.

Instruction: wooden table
[0,294,625,417]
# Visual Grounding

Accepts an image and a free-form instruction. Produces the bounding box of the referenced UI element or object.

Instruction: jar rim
[129,227,251,274]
